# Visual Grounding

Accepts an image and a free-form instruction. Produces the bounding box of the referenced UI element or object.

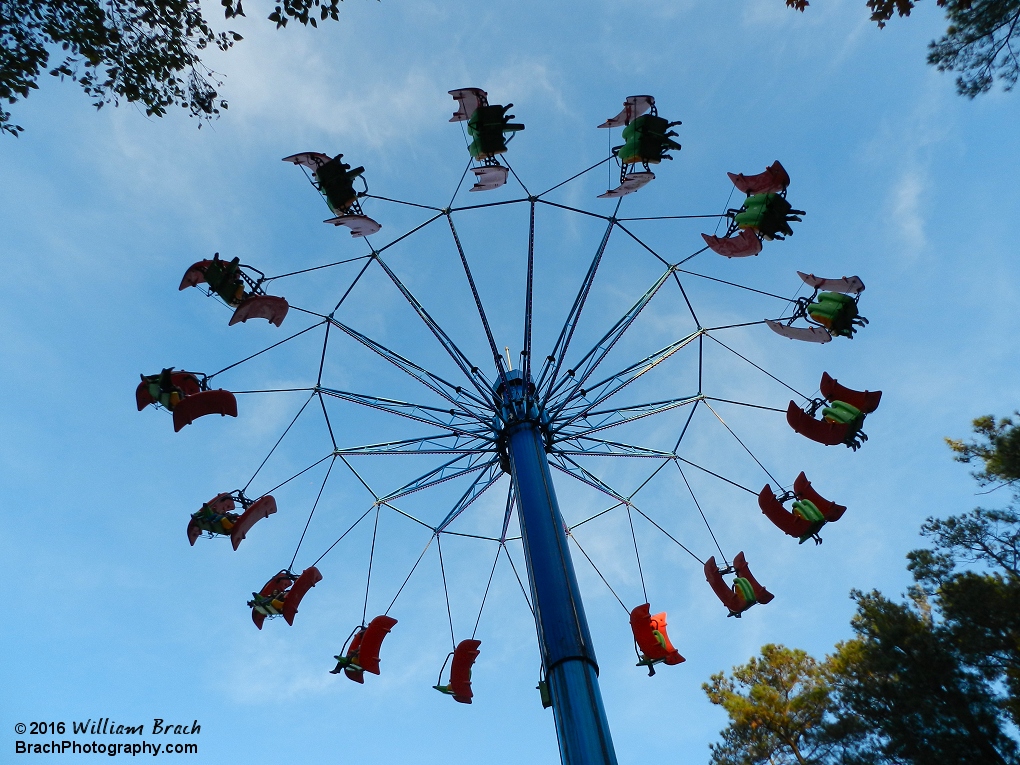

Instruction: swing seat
[705,552,773,616]
[284,152,364,214]
[734,552,774,604]
[229,495,278,550]
[705,555,745,615]
[311,157,363,210]
[136,372,202,411]
[229,295,290,327]
[766,320,831,344]
[470,165,509,192]
[335,628,367,683]
[323,214,381,237]
[187,514,235,545]
[598,95,655,128]
[758,484,817,539]
[819,372,882,414]
[282,152,333,171]
[794,471,847,522]
[187,492,237,545]
[282,566,322,626]
[357,615,398,675]
[467,104,524,160]
[172,389,238,432]
[448,639,482,704]
[786,401,850,446]
[629,604,685,668]
[449,88,489,122]
[206,492,237,514]
[617,115,680,165]
[250,571,295,630]
[179,260,214,290]
[797,272,865,295]
[597,171,655,199]
[727,161,790,196]
[760,473,848,542]
[702,229,762,258]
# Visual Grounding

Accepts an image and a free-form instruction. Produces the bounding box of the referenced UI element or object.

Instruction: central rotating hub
[494,369,549,473]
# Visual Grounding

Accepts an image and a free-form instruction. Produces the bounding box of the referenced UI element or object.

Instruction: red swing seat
[793,472,847,522]
[705,552,774,616]
[135,372,202,411]
[819,372,882,414]
[338,615,399,683]
[358,615,398,674]
[251,571,295,630]
[786,402,850,446]
[727,161,790,195]
[186,492,236,546]
[282,567,322,626]
[229,296,290,327]
[171,389,238,432]
[759,473,847,540]
[629,604,685,672]
[229,495,278,550]
[448,639,482,704]
[702,229,762,258]
[179,260,214,290]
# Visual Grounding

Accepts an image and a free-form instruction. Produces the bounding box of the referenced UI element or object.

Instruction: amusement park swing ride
[136,90,881,765]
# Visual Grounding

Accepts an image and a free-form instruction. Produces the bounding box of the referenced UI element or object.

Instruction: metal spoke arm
[435,459,504,532]
[535,219,616,402]
[550,330,702,431]
[548,454,629,505]
[373,254,496,404]
[545,266,675,415]
[326,317,493,418]
[447,215,511,391]
[552,437,676,458]
[333,432,494,456]
[378,450,498,504]
[318,386,495,440]
[553,393,703,441]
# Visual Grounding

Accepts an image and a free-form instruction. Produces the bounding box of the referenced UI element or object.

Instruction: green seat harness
[617,114,681,165]
[467,105,524,160]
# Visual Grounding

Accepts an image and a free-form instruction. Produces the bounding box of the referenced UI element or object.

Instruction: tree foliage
[706,414,1020,764]
[787,0,1020,97]
[0,0,342,136]
[703,645,835,765]
[946,413,1020,489]
[830,588,1018,765]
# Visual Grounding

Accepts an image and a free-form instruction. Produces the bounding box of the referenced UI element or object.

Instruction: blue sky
[2,0,1019,763]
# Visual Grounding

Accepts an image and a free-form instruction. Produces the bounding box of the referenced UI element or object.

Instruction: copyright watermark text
[13,719,201,757]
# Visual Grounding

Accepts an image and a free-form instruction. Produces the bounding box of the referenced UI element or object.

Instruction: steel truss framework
[174,148,823,765]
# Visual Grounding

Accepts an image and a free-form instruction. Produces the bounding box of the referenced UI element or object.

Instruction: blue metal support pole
[499,371,618,765]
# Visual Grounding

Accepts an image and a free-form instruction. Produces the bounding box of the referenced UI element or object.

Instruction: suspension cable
[629,505,704,565]
[289,455,336,570]
[242,391,316,493]
[362,504,382,625]
[207,322,326,381]
[263,254,372,283]
[675,461,728,567]
[626,505,648,604]
[311,505,374,567]
[705,333,811,400]
[332,256,373,313]
[384,534,436,615]
[676,455,759,495]
[471,544,502,639]
[437,534,457,649]
[503,543,534,616]
[568,533,629,613]
[703,399,781,487]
